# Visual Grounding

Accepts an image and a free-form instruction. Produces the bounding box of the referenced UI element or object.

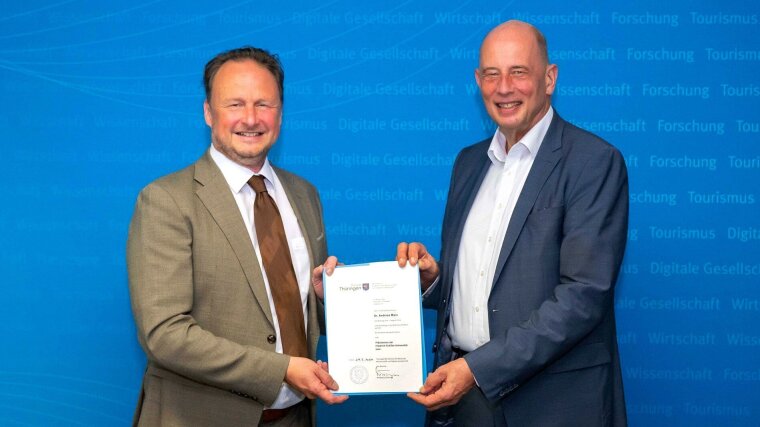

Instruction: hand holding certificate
[323,261,426,395]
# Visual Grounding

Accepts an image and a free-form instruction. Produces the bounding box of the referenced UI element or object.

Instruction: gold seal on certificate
[324,261,426,394]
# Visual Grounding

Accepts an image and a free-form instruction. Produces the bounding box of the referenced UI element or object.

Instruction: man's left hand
[407,358,476,411]
[311,256,339,300]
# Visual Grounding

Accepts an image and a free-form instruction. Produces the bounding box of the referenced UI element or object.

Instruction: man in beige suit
[127,46,347,426]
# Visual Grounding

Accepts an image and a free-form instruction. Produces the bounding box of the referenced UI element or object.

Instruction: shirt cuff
[421,276,440,297]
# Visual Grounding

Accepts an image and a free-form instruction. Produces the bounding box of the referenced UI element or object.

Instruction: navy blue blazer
[426,112,628,426]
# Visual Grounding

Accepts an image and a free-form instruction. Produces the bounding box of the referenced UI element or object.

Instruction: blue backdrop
[1,1,758,425]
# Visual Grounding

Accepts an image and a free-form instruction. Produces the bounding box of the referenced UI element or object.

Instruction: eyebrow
[479,65,530,72]
[219,97,279,104]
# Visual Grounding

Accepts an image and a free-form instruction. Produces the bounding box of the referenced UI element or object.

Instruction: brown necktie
[249,175,308,358]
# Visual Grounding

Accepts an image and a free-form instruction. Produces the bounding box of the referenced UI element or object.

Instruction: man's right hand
[396,242,439,291]
[284,356,349,405]
[311,256,339,301]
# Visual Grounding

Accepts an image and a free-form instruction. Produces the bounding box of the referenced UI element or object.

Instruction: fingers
[397,242,429,266]
[284,357,348,405]
[397,242,440,289]
[407,360,475,411]
[316,388,349,405]
[408,382,460,411]
[408,242,428,266]
[407,388,452,411]
[406,370,445,409]
[313,256,339,279]
[311,263,325,286]
[419,370,444,395]
[312,256,340,301]
[407,391,429,406]
[311,363,348,404]
[314,364,339,391]
[312,264,324,277]
[396,242,409,267]
[323,255,339,276]
[418,254,436,272]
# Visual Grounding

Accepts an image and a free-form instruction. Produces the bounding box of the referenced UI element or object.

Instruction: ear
[203,100,213,127]
[545,64,558,96]
[474,68,482,90]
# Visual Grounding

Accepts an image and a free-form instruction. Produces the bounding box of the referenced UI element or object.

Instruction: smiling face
[203,59,282,172]
[475,21,557,148]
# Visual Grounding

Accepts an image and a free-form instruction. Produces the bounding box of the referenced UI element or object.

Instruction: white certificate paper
[324,261,426,394]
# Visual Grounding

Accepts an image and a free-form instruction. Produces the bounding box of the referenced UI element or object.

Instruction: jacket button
[432,344,438,353]
[267,335,276,344]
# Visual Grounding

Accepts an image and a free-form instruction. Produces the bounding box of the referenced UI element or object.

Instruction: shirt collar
[487,107,554,165]
[208,144,275,193]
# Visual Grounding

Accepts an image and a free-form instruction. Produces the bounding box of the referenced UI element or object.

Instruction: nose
[497,74,513,94]
[243,106,257,125]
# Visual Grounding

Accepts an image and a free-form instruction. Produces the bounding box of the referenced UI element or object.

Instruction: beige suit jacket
[127,152,326,426]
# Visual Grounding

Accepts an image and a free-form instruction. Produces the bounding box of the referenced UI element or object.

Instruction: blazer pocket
[525,204,565,232]
[531,204,565,215]
[289,236,307,250]
[544,342,611,374]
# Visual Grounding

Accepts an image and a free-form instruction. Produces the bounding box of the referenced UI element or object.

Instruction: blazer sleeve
[464,144,629,402]
[127,182,289,407]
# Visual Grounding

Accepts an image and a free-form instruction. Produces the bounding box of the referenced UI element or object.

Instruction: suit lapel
[275,167,318,268]
[194,153,275,328]
[444,145,491,288]
[491,115,564,287]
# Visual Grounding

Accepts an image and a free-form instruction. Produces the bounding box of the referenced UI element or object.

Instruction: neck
[501,104,551,151]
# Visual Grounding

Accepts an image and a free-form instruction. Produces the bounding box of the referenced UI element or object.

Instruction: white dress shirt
[448,107,554,352]
[209,145,310,408]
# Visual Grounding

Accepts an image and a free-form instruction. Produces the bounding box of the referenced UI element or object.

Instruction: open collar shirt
[448,107,554,352]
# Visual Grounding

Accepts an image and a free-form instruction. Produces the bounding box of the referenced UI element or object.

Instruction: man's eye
[256,103,281,110]
[483,72,500,80]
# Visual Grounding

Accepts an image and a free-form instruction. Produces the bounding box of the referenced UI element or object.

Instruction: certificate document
[324,261,426,394]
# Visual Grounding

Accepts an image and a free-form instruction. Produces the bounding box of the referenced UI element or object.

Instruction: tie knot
[248,175,268,194]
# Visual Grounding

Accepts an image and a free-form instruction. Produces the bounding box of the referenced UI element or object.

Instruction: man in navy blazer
[396,20,629,426]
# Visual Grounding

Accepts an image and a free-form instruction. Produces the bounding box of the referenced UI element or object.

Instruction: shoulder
[557,117,625,165]
[458,137,491,159]
[135,162,198,206]
[453,137,491,170]
[143,164,195,193]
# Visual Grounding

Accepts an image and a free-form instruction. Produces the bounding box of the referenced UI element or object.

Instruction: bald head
[475,20,557,146]
[480,20,549,67]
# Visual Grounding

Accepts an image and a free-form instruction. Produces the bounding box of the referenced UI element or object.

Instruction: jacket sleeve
[127,182,289,406]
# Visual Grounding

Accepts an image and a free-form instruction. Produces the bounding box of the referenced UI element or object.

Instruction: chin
[496,120,522,131]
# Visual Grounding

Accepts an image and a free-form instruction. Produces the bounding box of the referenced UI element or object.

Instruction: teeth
[238,132,262,136]
[497,102,520,108]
